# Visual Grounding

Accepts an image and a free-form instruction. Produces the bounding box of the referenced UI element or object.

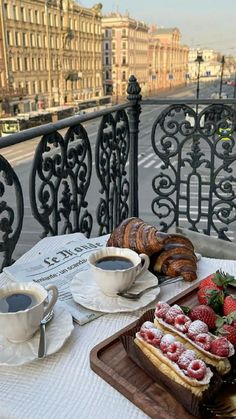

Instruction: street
[1,80,235,259]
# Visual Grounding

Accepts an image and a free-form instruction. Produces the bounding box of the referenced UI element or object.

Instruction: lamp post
[195,53,204,113]
[219,55,225,99]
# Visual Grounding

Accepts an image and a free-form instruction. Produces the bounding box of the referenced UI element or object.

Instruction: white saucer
[0,303,74,366]
[70,269,160,313]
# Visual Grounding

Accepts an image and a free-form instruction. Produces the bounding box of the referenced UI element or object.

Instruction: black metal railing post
[127,75,142,217]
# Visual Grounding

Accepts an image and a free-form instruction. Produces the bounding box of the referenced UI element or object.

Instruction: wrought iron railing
[0,75,236,270]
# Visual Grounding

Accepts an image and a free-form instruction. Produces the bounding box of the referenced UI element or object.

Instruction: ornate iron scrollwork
[0,155,23,269]
[30,124,93,237]
[96,110,130,235]
[151,104,236,240]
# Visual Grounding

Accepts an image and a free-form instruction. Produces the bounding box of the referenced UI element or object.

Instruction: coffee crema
[95,256,134,271]
[0,291,40,313]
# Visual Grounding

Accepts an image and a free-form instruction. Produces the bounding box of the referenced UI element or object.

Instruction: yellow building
[0,0,103,113]
[148,27,189,93]
[102,13,149,101]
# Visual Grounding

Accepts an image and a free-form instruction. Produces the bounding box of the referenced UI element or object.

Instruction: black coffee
[0,292,39,313]
[95,256,134,270]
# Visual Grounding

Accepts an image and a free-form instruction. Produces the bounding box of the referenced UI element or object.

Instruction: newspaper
[3,233,110,325]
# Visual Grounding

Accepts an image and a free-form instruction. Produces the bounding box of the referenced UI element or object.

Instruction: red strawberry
[217,325,236,347]
[197,286,224,313]
[199,270,236,290]
[223,295,236,316]
[189,305,217,330]
[199,274,221,290]
[210,337,230,357]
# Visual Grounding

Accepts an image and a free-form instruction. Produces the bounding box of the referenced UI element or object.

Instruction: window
[122,71,126,81]
[122,56,126,65]
[35,10,39,24]
[13,5,17,20]
[4,3,8,19]
[112,42,115,50]
[105,42,109,50]
[105,29,109,37]
[22,33,27,47]
[105,56,109,65]
[122,29,126,36]
[122,42,126,49]
[6,31,12,46]
[24,57,28,71]
[20,7,25,21]
[15,32,19,46]
[28,9,33,23]
[112,29,115,36]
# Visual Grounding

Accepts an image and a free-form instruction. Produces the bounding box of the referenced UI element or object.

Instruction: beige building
[0,0,104,114]
[148,27,189,93]
[188,49,221,80]
[102,14,149,101]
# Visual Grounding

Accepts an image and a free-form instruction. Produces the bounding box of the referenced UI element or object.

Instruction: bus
[75,96,112,113]
[0,112,52,136]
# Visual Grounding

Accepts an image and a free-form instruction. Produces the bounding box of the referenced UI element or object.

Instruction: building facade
[102,14,149,102]
[148,27,189,94]
[188,49,221,80]
[0,0,104,114]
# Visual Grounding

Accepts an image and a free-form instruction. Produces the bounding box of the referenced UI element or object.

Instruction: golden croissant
[107,217,197,281]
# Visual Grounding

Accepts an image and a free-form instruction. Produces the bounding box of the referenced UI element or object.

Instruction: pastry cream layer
[154,318,232,375]
[135,336,211,397]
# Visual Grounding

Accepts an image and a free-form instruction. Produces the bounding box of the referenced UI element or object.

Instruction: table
[0,235,236,419]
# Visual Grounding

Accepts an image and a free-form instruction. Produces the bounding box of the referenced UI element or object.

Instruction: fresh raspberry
[187,359,206,380]
[189,305,217,330]
[188,320,209,340]
[194,333,213,351]
[155,301,170,319]
[210,337,230,357]
[164,305,183,325]
[140,324,163,347]
[177,349,197,370]
[159,334,176,353]
[166,341,185,362]
[141,321,156,331]
[174,314,192,333]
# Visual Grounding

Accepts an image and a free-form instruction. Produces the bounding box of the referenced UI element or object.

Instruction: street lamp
[219,55,225,99]
[195,53,204,113]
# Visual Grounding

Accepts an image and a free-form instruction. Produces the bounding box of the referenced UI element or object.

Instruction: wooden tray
[90,284,235,419]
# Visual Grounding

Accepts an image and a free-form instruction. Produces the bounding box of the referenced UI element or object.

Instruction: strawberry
[199,270,236,290]
[197,286,224,313]
[189,305,217,330]
[210,337,230,357]
[223,295,236,316]
[217,324,236,347]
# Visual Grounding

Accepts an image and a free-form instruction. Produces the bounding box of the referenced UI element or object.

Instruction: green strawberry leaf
[180,305,190,314]
[215,316,225,328]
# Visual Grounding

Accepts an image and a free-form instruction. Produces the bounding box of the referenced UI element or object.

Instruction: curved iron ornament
[0,155,24,269]
[151,104,236,240]
[96,110,130,235]
[30,125,93,238]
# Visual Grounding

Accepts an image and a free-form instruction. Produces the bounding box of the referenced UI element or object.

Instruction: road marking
[10,152,34,164]
[144,159,157,168]
[138,153,154,166]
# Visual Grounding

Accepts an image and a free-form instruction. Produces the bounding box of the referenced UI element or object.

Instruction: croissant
[107,217,197,282]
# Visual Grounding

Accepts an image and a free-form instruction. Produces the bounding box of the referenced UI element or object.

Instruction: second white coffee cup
[88,247,150,297]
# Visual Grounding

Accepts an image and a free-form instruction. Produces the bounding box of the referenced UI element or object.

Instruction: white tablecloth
[0,235,236,419]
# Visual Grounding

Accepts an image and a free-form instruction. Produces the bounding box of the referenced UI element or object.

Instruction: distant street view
[0,0,236,258]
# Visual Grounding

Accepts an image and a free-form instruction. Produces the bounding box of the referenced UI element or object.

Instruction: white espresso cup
[0,282,58,342]
[88,247,150,297]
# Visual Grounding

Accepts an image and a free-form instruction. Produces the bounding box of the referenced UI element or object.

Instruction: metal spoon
[38,310,54,359]
[117,276,183,300]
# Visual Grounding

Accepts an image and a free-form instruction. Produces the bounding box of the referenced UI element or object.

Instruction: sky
[80,0,236,55]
